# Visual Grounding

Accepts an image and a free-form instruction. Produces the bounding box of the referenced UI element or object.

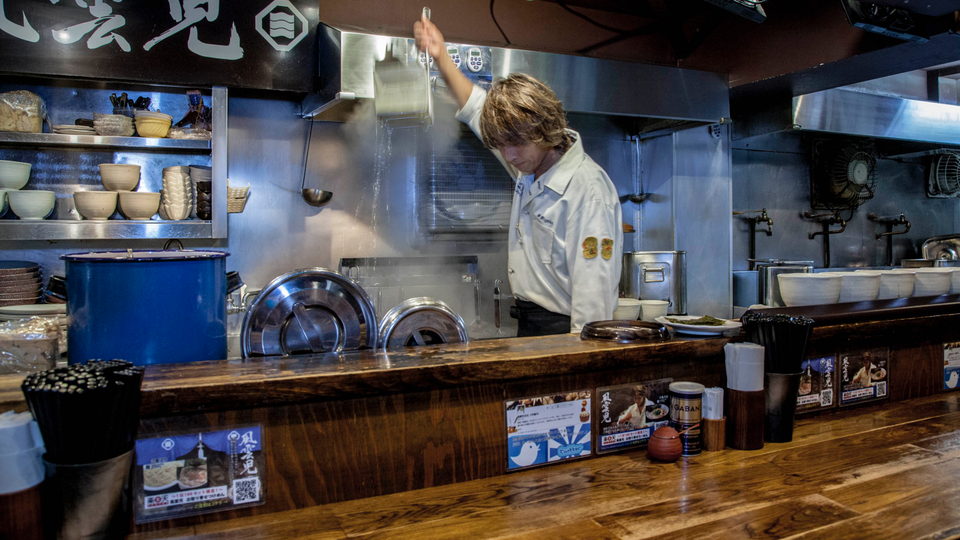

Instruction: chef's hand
[414,13,445,60]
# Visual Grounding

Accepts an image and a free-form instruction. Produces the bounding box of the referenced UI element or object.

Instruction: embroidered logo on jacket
[582,237,598,259]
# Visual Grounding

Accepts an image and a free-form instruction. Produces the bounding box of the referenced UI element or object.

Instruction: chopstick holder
[702,387,725,452]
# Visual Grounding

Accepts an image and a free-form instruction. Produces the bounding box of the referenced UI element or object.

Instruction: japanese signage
[134,425,265,523]
[595,379,671,454]
[796,355,836,414]
[839,348,889,407]
[944,342,960,391]
[505,390,592,471]
[0,0,318,92]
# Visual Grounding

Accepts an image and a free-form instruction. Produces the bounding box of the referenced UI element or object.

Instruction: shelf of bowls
[777,268,960,307]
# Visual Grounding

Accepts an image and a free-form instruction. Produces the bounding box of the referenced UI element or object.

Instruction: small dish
[656,315,742,336]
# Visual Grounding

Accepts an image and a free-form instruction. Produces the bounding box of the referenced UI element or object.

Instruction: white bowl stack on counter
[0,160,56,220]
[777,267,960,307]
[160,165,194,220]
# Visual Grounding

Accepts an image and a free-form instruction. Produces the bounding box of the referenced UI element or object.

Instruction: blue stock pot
[62,249,228,366]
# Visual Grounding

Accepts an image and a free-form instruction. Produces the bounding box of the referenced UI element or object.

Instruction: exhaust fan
[840,0,929,43]
[811,140,878,211]
[928,151,960,198]
[701,0,766,23]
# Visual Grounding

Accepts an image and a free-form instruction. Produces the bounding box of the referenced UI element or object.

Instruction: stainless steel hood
[733,87,960,146]
[301,24,729,138]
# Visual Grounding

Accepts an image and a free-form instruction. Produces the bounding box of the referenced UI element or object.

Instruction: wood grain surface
[128,393,960,540]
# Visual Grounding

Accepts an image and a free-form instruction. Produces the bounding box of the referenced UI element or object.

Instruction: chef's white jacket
[456,86,622,332]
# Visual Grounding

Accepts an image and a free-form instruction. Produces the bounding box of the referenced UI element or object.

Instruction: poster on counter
[944,342,960,391]
[796,355,836,414]
[595,379,672,454]
[839,348,889,407]
[505,390,592,471]
[133,425,265,523]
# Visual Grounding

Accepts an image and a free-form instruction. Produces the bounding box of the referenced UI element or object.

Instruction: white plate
[655,315,742,336]
[0,304,66,315]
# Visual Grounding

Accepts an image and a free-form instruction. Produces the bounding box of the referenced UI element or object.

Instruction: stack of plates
[0,304,68,353]
[52,124,96,135]
[0,261,42,307]
[159,165,193,220]
[92,113,135,137]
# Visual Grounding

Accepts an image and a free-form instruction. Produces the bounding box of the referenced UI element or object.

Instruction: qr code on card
[820,389,833,407]
[232,477,260,504]
[876,381,887,397]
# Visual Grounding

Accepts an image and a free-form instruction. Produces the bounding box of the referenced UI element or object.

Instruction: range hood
[301,24,729,138]
[733,87,960,149]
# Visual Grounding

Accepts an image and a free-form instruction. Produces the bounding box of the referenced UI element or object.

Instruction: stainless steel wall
[732,132,960,270]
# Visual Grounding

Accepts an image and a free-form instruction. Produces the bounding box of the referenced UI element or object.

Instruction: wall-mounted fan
[927,151,960,198]
[810,140,878,212]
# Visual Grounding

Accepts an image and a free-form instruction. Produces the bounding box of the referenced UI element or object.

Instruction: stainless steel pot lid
[378,297,468,349]
[580,320,669,343]
[241,268,377,357]
[62,250,228,261]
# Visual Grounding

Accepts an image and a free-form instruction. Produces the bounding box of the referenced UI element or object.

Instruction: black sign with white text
[0,0,318,92]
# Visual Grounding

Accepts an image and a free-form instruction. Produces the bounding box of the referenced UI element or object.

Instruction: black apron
[511,299,571,337]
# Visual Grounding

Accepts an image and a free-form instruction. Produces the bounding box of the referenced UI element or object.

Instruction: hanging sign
[0,0,318,92]
[133,425,265,523]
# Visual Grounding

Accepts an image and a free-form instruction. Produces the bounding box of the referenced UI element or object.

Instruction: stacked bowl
[160,166,193,220]
[0,160,56,220]
[93,113,135,137]
[777,274,843,307]
[134,110,172,138]
[191,166,211,219]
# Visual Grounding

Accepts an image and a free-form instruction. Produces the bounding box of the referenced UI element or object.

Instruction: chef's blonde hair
[480,73,572,153]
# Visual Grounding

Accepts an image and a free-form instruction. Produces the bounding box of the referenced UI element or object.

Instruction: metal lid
[750,259,815,266]
[241,268,377,357]
[62,250,228,262]
[669,381,705,395]
[378,297,468,349]
[579,320,669,343]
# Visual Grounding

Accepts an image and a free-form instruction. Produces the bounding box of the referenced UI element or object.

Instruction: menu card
[134,425,265,523]
[944,342,960,391]
[796,355,836,414]
[595,379,672,454]
[839,349,889,407]
[505,390,592,471]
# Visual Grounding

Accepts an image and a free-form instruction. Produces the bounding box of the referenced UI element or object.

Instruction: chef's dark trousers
[512,299,571,337]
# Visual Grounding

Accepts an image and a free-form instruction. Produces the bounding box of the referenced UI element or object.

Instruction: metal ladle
[300,120,333,207]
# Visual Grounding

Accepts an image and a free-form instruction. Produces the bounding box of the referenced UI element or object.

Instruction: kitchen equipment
[613,298,642,320]
[241,268,377,357]
[922,234,960,261]
[639,300,668,322]
[494,279,502,330]
[913,268,952,296]
[118,191,160,220]
[579,320,669,343]
[0,160,30,190]
[752,259,814,307]
[870,269,915,299]
[74,191,118,221]
[373,7,433,129]
[764,371,802,443]
[9,190,55,221]
[656,315,741,336]
[300,121,333,208]
[620,251,686,315]
[62,249,228,365]
[833,271,881,302]
[378,297,468,349]
[98,163,140,191]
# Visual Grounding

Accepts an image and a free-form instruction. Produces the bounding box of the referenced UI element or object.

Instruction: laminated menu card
[796,356,836,414]
[944,342,960,391]
[595,379,672,454]
[505,390,592,471]
[134,425,265,523]
[839,348,889,407]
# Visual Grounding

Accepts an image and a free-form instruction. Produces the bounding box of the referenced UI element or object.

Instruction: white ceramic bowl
[833,271,881,303]
[0,160,31,190]
[73,191,118,221]
[99,164,140,191]
[639,300,669,322]
[913,268,953,296]
[8,190,55,220]
[613,298,642,320]
[777,274,843,306]
[873,270,916,299]
[119,191,160,220]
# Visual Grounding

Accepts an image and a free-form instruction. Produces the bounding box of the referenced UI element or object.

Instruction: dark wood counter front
[128,393,960,540]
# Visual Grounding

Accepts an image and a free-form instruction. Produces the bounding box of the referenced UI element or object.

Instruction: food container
[0,317,59,374]
[668,381,704,456]
[0,91,45,133]
[620,251,686,315]
[63,250,228,365]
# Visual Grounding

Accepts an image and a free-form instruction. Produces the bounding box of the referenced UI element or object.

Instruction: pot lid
[750,259,814,266]
[579,320,669,343]
[241,268,377,357]
[378,297,468,349]
[62,249,228,262]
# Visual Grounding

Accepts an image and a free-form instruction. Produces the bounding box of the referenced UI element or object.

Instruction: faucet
[869,212,911,267]
[803,210,847,268]
[227,285,261,315]
[733,209,773,270]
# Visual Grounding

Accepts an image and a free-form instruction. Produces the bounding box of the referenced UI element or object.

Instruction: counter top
[128,392,960,540]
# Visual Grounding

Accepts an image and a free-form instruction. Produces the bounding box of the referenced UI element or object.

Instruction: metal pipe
[869,212,911,266]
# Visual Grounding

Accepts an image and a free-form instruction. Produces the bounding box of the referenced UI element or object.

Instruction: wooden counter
[128,392,960,540]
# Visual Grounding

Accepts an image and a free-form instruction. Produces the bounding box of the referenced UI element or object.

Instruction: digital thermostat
[447,46,461,69]
[467,47,483,73]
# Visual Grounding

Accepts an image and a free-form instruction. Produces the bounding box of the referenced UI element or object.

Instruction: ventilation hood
[301,24,729,138]
[733,87,960,149]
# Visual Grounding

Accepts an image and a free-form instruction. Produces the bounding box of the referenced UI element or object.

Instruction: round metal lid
[241,268,377,357]
[62,250,228,262]
[669,381,705,395]
[579,320,669,343]
[378,297,468,349]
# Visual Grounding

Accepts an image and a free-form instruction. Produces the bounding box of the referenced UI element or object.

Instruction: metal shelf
[0,220,213,240]
[0,132,211,152]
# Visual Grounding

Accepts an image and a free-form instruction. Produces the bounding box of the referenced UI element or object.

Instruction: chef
[415,16,622,337]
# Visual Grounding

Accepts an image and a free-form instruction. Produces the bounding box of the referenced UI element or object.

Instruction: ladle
[300,120,333,207]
